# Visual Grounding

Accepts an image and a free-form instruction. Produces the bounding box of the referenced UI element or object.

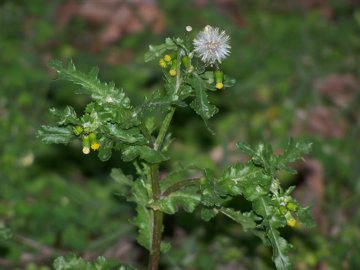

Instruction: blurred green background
[1,0,360,269]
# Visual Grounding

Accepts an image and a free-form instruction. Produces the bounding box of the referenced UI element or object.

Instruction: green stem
[153,107,175,151]
[148,50,182,270]
[148,164,163,270]
[162,178,201,197]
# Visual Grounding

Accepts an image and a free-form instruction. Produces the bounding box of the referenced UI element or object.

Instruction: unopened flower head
[193,25,230,65]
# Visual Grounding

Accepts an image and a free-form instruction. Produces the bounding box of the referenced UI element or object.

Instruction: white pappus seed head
[193,25,231,65]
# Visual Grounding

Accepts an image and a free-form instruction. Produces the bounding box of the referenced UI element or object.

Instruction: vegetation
[1,1,360,269]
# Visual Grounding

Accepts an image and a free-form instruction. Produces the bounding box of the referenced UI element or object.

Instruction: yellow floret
[287,218,296,227]
[82,147,90,154]
[216,82,224,90]
[91,143,100,151]
[164,54,172,62]
[169,69,177,76]
[159,59,167,68]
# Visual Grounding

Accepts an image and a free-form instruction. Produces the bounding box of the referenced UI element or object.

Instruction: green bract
[39,27,314,270]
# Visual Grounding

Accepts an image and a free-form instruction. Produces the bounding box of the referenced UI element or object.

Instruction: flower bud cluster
[73,125,100,154]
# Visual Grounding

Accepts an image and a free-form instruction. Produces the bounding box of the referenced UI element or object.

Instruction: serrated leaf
[98,136,113,161]
[130,179,152,251]
[122,145,168,164]
[53,255,108,270]
[219,164,272,201]
[136,89,172,118]
[50,106,79,125]
[53,254,136,270]
[105,124,146,144]
[111,168,133,196]
[154,187,200,215]
[49,60,131,109]
[220,208,257,231]
[38,125,74,144]
[278,139,312,165]
[267,227,292,270]
[200,207,218,221]
[144,38,178,62]
[200,169,228,207]
[190,75,218,121]
[237,142,257,157]
[133,204,152,250]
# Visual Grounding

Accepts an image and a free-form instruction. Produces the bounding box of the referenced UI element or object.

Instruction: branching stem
[162,178,201,197]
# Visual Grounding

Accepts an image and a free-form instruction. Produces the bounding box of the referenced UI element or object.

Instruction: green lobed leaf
[49,60,131,109]
[200,169,228,207]
[53,254,136,270]
[144,38,179,62]
[266,226,293,270]
[255,197,292,270]
[97,136,114,161]
[130,179,152,251]
[190,75,218,121]
[277,140,312,173]
[111,168,133,197]
[220,208,257,231]
[50,106,80,125]
[104,124,146,144]
[200,207,218,221]
[133,204,153,251]
[37,125,74,144]
[122,145,168,164]
[219,163,272,201]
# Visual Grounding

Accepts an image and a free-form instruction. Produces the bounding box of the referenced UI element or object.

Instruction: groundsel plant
[39,26,314,270]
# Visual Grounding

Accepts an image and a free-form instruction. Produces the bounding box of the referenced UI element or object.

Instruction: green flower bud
[181,56,193,72]
[89,132,100,151]
[169,59,177,77]
[279,205,287,215]
[214,70,224,90]
[73,125,83,136]
[286,202,298,212]
[82,135,90,154]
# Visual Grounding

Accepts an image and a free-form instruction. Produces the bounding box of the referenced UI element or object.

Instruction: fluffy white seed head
[193,25,230,65]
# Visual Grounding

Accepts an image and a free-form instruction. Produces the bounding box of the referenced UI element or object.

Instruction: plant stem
[148,50,182,270]
[148,164,163,270]
[162,178,201,197]
[153,107,175,151]
[148,108,175,270]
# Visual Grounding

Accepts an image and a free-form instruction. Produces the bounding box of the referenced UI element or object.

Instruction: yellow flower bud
[287,218,297,227]
[169,69,177,76]
[215,82,224,90]
[89,133,100,151]
[214,70,224,90]
[159,59,167,68]
[164,54,172,62]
